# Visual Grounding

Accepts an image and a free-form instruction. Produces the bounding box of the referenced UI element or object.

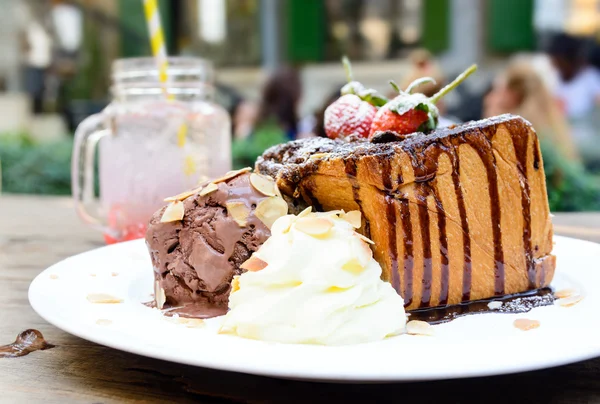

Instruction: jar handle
[71,113,110,232]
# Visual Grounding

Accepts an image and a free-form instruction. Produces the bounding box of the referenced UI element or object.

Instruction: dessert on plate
[144,61,555,343]
[256,114,554,310]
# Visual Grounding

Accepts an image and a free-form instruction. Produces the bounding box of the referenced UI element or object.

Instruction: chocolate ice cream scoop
[146,169,288,318]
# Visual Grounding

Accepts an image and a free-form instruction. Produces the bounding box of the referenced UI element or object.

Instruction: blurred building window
[52,2,83,53]
[182,0,261,67]
[322,0,426,61]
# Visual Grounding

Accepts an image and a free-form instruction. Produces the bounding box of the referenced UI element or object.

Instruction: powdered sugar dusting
[324,94,377,139]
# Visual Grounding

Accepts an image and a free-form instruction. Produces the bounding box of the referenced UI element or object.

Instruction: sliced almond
[240,255,268,272]
[160,201,185,223]
[154,281,166,309]
[343,210,362,228]
[295,217,333,236]
[556,294,583,307]
[96,319,112,326]
[226,201,250,227]
[196,175,210,186]
[111,272,119,277]
[213,167,252,184]
[297,206,312,218]
[554,288,577,299]
[513,318,540,331]
[232,276,241,292]
[255,197,289,229]
[49,274,58,280]
[86,293,123,304]
[406,320,435,336]
[199,182,218,196]
[164,187,201,202]
[250,173,277,197]
[309,153,331,160]
[90,273,96,277]
[355,232,375,245]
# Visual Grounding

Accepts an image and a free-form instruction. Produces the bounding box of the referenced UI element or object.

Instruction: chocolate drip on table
[409,287,555,324]
[0,329,54,358]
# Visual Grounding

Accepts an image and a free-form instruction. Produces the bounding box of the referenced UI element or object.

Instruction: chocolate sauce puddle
[144,301,227,319]
[0,329,54,358]
[408,287,555,324]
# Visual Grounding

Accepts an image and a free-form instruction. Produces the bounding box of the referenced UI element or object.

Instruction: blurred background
[0,0,599,212]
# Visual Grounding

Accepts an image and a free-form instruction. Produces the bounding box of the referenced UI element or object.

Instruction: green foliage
[232,121,289,169]
[541,140,600,211]
[1,131,598,213]
[0,134,72,195]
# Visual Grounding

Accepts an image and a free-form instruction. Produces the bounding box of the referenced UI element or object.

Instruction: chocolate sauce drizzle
[451,167,473,301]
[0,329,54,358]
[379,158,402,299]
[385,195,400,294]
[417,201,433,307]
[511,130,536,288]
[268,115,546,310]
[344,158,372,239]
[470,135,505,295]
[302,180,323,212]
[435,190,450,306]
[409,287,555,324]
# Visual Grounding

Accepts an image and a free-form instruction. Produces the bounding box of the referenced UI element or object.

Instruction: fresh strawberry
[369,64,477,139]
[369,105,430,135]
[324,94,377,139]
[324,57,387,139]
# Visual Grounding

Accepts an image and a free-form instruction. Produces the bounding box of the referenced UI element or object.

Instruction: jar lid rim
[112,57,213,81]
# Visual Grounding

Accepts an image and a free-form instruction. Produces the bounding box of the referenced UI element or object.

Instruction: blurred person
[20,3,53,114]
[398,49,458,127]
[231,66,301,168]
[484,61,578,160]
[312,86,345,138]
[485,62,600,211]
[547,33,600,120]
[256,66,302,140]
[232,100,258,140]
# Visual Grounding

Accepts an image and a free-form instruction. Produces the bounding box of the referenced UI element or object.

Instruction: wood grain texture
[1,195,599,403]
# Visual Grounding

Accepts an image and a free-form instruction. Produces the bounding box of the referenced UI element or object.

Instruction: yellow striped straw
[143,0,172,100]
[143,0,188,148]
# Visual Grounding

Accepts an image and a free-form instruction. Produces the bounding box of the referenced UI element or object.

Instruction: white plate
[29,236,600,382]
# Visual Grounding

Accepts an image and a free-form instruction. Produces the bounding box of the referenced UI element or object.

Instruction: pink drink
[72,57,231,243]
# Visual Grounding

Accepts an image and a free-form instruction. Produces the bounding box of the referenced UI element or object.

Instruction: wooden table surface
[1,194,599,404]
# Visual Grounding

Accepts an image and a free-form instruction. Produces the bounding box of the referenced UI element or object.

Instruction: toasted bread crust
[257,114,555,310]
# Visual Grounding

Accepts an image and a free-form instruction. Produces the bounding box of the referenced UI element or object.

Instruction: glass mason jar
[72,57,231,244]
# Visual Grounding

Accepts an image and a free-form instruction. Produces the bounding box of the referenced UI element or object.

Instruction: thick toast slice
[257,114,555,310]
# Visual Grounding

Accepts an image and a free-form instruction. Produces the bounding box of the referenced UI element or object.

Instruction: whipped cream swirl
[219,209,407,345]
